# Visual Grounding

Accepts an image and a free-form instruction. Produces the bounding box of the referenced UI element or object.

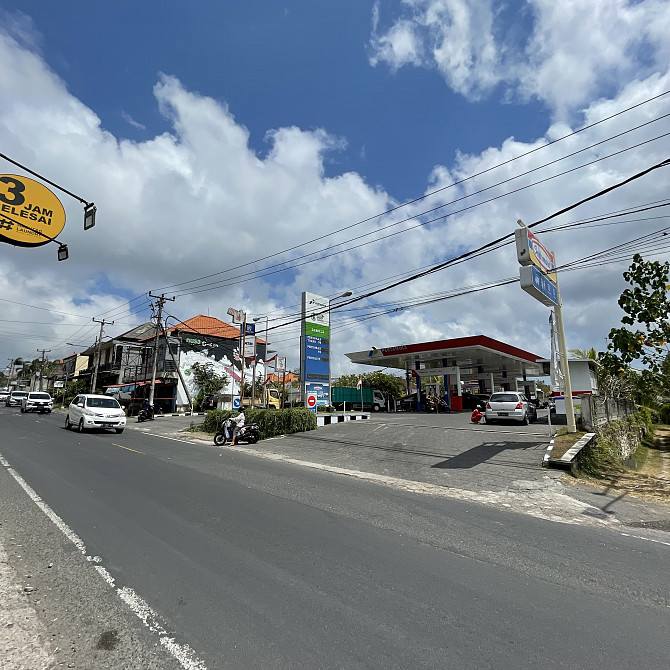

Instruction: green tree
[190,362,229,396]
[603,254,670,373]
[334,372,405,399]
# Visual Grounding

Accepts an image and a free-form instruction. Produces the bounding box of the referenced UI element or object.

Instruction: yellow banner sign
[0,174,66,247]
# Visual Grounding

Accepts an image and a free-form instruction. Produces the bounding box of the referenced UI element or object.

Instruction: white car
[485,391,536,425]
[66,394,126,434]
[21,391,53,413]
[5,390,28,407]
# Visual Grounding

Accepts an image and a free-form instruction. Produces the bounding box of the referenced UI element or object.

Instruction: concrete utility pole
[91,319,113,393]
[37,349,50,391]
[160,321,193,413]
[148,292,175,407]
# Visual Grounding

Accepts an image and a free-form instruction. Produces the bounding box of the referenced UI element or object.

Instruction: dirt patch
[567,427,670,505]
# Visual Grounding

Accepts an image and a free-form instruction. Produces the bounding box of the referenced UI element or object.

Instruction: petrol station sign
[0,174,66,247]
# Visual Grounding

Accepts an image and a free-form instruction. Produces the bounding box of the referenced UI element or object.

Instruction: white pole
[552,257,576,433]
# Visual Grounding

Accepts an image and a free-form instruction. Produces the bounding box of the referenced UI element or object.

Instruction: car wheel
[65,415,71,430]
[522,414,529,426]
[20,407,25,413]
[78,419,85,433]
[115,428,124,434]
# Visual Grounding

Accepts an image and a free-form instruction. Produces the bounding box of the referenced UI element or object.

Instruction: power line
[151,90,670,293]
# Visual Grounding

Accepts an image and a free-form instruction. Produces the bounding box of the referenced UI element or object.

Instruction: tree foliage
[603,254,670,375]
[599,254,670,402]
[190,362,229,396]
[334,372,405,399]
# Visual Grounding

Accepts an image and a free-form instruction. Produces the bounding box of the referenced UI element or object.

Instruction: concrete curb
[546,432,596,471]
[316,413,370,426]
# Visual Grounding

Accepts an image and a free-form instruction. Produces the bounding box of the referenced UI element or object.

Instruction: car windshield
[30,393,51,400]
[13,392,28,397]
[86,397,120,409]
[490,394,520,402]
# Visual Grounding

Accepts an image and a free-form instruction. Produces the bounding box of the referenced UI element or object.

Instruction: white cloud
[1,18,669,380]
[368,0,670,119]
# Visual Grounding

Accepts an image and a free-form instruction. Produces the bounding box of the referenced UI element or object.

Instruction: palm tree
[568,347,597,359]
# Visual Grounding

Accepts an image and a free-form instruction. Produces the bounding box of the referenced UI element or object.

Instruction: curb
[546,432,596,471]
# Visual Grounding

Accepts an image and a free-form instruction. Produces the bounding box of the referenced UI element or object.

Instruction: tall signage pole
[516,221,576,433]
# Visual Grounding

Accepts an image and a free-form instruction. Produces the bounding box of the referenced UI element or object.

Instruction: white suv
[21,392,53,413]
[66,394,126,434]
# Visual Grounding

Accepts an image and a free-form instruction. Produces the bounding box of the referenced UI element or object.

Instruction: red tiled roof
[166,314,266,343]
[267,372,297,384]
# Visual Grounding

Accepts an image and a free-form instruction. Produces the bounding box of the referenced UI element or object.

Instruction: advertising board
[0,174,66,247]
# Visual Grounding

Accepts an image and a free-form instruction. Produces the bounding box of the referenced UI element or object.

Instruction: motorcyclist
[230,410,245,445]
[141,398,153,419]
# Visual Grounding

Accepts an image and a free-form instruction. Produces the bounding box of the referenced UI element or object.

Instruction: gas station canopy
[346,335,547,389]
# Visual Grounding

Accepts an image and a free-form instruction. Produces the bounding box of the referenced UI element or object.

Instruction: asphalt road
[1,408,669,669]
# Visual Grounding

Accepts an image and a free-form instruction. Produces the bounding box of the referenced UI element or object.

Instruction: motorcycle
[214,417,260,446]
[137,405,154,422]
[424,395,451,413]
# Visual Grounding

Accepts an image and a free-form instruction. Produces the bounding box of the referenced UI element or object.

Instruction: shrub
[659,403,670,425]
[199,408,317,439]
[577,407,652,477]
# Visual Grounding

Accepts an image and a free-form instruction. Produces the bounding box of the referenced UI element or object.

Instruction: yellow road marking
[112,443,143,454]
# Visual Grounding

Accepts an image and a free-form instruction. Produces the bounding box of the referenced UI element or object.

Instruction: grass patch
[549,428,587,460]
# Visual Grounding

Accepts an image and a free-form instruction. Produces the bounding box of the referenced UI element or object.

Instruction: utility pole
[91,318,114,393]
[160,321,193,413]
[148,292,175,407]
[37,349,50,391]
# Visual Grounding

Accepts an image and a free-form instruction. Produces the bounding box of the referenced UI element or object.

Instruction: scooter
[214,418,260,446]
[137,405,154,422]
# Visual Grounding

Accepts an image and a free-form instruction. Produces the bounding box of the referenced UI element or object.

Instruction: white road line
[619,532,670,547]
[0,451,208,670]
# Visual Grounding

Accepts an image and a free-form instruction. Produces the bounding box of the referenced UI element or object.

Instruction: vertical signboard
[301,292,331,405]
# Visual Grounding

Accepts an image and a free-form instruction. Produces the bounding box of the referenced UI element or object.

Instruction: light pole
[328,291,352,408]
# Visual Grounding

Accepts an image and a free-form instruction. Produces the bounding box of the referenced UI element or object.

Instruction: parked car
[5,390,28,407]
[485,391,536,425]
[65,394,127,434]
[0,390,10,404]
[21,391,53,413]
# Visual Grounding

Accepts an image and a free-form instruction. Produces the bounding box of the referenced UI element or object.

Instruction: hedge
[199,408,317,439]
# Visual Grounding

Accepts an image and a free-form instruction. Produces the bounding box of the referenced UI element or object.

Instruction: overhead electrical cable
[260,157,670,335]
[166,132,670,297]
[151,91,670,293]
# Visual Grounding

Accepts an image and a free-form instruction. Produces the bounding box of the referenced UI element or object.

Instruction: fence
[580,394,636,431]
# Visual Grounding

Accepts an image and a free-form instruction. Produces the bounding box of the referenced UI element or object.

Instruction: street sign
[244,335,256,356]
[232,397,241,409]
[515,227,557,282]
[0,174,66,247]
[520,265,558,306]
[227,307,244,324]
[306,393,317,413]
[276,356,286,372]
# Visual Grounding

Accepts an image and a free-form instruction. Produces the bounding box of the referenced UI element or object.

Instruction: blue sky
[1,0,669,375]
[4,0,547,200]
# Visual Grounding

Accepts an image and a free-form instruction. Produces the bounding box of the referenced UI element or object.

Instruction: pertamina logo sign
[0,175,66,247]
[515,227,557,283]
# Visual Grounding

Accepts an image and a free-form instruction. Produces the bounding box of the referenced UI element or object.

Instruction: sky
[1,0,669,380]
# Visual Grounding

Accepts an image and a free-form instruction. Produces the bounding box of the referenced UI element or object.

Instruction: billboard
[301,291,331,404]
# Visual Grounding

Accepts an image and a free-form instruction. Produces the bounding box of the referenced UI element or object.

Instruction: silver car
[5,390,28,407]
[66,394,127,434]
[485,391,535,425]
